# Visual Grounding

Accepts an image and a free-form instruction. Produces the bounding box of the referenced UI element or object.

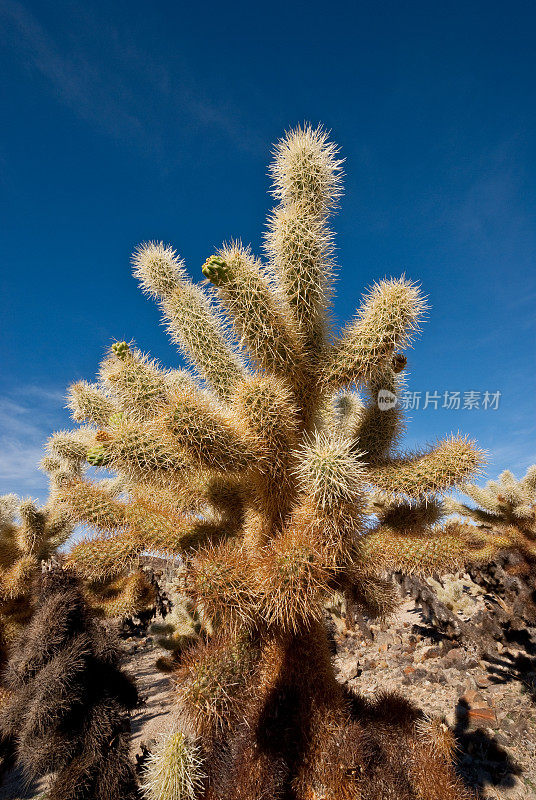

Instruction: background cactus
[0,566,139,800]
[445,466,536,562]
[47,124,501,798]
[444,466,536,627]
[0,493,73,678]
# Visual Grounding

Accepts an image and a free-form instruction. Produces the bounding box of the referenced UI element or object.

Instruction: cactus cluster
[0,493,72,674]
[446,466,536,562]
[46,124,498,798]
[0,567,139,800]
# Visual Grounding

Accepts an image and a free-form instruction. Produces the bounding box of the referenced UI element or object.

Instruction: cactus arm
[204,244,304,382]
[66,381,117,426]
[366,436,486,499]
[324,277,427,389]
[133,241,245,400]
[99,344,175,421]
[358,522,498,576]
[352,367,406,463]
[164,385,256,473]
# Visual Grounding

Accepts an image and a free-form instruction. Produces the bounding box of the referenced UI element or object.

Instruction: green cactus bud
[112,341,130,359]
[201,255,230,286]
[86,445,110,467]
[108,412,125,427]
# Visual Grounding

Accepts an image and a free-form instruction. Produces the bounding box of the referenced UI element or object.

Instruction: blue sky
[1,0,535,503]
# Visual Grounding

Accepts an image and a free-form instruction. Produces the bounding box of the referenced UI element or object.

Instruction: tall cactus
[53,124,494,798]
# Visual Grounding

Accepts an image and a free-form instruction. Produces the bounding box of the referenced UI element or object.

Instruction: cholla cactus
[52,124,493,798]
[0,567,139,800]
[142,729,205,800]
[446,467,536,556]
[40,446,156,620]
[0,493,72,671]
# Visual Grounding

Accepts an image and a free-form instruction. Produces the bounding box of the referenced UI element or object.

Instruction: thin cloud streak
[0,386,70,501]
[0,0,263,160]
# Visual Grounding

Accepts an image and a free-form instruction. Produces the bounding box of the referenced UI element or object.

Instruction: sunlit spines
[358,521,496,575]
[141,728,205,800]
[99,344,172,421]
[164,385,255,473]
[165,293,245,401]
[294,431,365,512]
[367,435,486,500]
[205,243,304,380]
[291,431,366,569]
[0,495,19,529]
[521,465,536,493]
[325,277,428,388]
[0,555,39,600]
[254,525,332,632]
[446,466,536,555]
[173,632,260,738]
[17,499,46,555]
[132,240,187,299]
[45,427,95,470]
[67,534,142,580]
[269,123,344,216]
[264,205,335,352]
[231,373,300,456]
[103,416,192,488]
[55,479,129,532]
[186,541,257,629]
[66,381,116,426]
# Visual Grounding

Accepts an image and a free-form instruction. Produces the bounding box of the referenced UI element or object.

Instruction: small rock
[427,671,447,684]
[402,667,428,685]
[441,647,465,667]
[422,646,441,660]
[461,689,485,706]
[467,705,497,725]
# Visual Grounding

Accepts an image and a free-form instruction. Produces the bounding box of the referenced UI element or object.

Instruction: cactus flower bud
[201,255,230,286]
[112,341,130,359]
[86,445,110,467]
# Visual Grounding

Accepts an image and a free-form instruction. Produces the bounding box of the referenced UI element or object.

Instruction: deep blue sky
[1,0,535,503]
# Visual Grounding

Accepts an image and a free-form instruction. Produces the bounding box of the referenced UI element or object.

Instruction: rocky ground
[334,598,536,800]
[2,582,536,799]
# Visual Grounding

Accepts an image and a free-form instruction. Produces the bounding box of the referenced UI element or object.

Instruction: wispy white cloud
[0,385,69,501]
[0,0,263,159]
